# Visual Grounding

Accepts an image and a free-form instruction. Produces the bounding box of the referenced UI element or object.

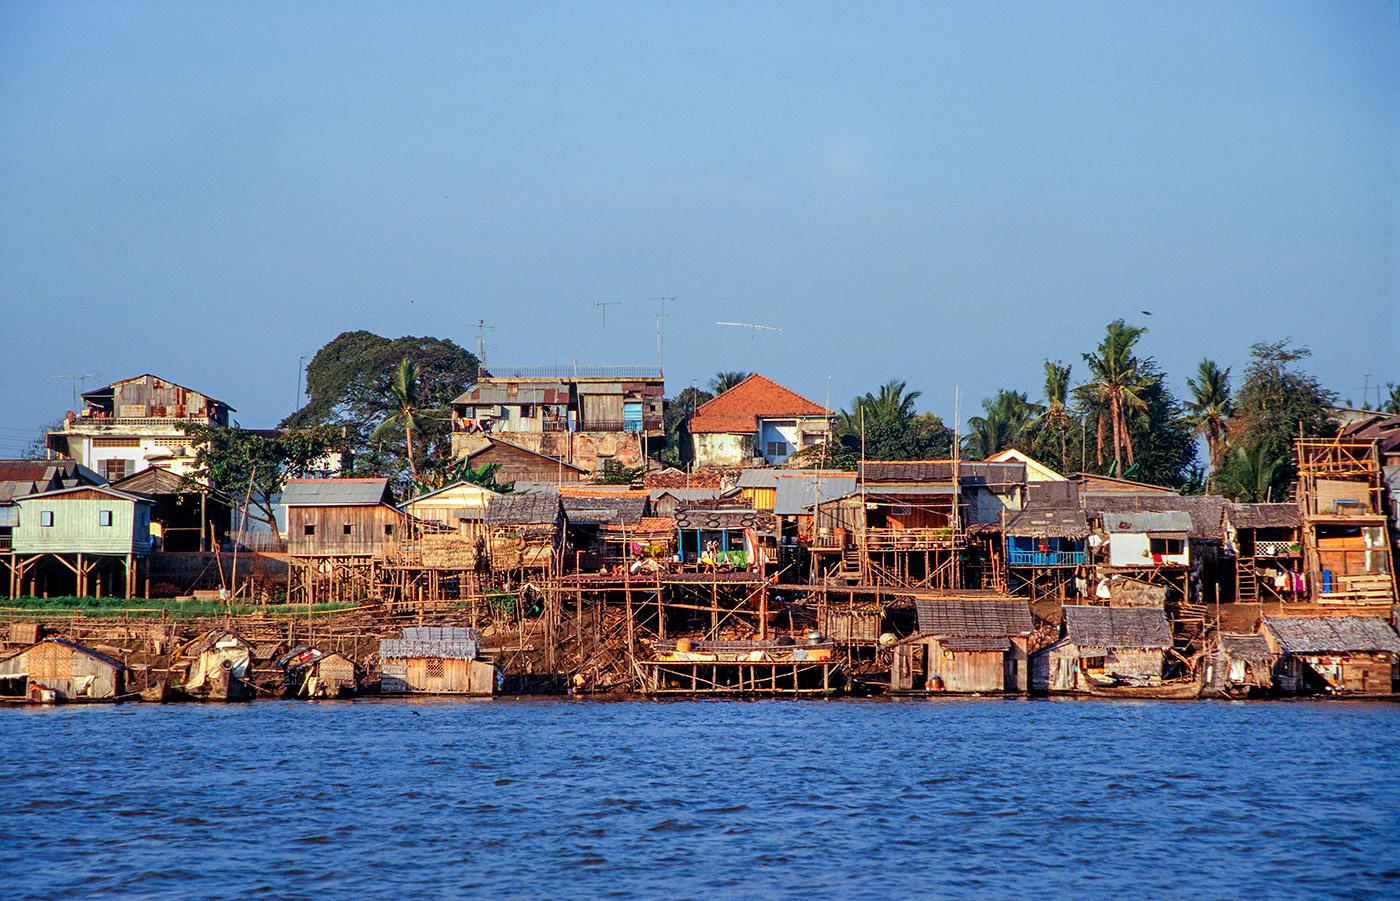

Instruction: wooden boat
[1080,673,1203,700]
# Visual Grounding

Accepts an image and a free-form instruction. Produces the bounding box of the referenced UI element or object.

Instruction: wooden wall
[286,504,403,557]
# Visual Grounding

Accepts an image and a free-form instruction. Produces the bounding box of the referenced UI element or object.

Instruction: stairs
[1236,560,1258,604]
[838,548,863,584]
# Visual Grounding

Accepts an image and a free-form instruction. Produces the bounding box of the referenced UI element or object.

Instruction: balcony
[862,528,960,551]
[1006,550,1086,566]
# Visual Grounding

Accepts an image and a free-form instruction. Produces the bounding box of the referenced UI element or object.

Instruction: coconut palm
[1076,319,1157,474]
[370,358,443,484]
[1031,360,1073,467]
[1385,382,1400,415]
[1183,359,1234,472]
[708,371,751,395]
[963,390,1038,459]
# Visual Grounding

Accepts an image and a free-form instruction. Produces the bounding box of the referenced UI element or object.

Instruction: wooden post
[758,579,768,640]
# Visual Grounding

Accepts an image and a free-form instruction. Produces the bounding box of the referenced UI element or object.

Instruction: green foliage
[963,390,1039,459]
[2,595,357,619]
[182,423,342,531]
[1385,383,1400,414]
[412,457,509,497]
[593,460,647,485]
[658,386,713,467]
[1215,339,1336,501]
[369,358,447,485]
[281,331,479,484]
[707,371,750,395]
[26,418,65,460]
[829,380,953,464]
[1027,360,1080,475]
[1183,359,1234,474]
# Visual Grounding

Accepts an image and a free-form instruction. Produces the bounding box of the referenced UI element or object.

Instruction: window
[103,459,129,481]
[385,524,394,536]
[40,511,54,527]
[99,510,113,527]
[766,440,789,459]
[343,524,353,535]
[1149,537,1184,556]
[304,524,316,536]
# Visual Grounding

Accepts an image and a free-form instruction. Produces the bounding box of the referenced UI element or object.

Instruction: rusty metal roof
[1004,507,1088,538]
[282,478,395,507]
[1223,503,1300,531]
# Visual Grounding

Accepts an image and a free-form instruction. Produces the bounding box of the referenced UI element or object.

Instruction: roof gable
[282,478,395,507]
[688,374,831,434]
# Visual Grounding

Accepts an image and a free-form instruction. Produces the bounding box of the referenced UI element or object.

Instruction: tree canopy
[181,423,343,533]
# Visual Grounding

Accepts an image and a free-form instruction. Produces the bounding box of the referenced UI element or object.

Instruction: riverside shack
[379,627,496,695]
[1031,605,1174,691]
[890,594,1034,693]
[1261,616,1400,694]
[0,636,125,702]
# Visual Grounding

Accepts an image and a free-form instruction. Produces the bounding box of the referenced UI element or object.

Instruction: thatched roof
[913,596,1032,638]
[1003,507,1088,538]
[1219,632,1273,665]
[1224,503,1300,531]
[1063,605,1172,650]
[1263,616,1400,654]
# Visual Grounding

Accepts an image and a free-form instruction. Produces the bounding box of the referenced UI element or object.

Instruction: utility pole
[296,356,306,411]
[715,322,782,371]
[595,300,625,366]
[53,373,99,413]
[647,296,675,376]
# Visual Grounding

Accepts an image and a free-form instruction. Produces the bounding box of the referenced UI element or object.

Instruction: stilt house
[1261,616,1400,694]
[891,594,1034,693]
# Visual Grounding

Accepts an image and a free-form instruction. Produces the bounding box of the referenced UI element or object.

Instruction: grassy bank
[0,596,364,619]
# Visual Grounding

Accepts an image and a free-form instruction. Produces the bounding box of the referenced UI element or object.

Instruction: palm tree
[1032,360,1072,467]
[708,371,751,395]
[1385,383,1400,415]
[1183,359,1234,472]
[370,358,442,484]
[1077,319,1157,475]
[963,390,1038,459]
[1216,442,1284,503]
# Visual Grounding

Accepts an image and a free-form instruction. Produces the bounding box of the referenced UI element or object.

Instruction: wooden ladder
[1236,559,1258,604]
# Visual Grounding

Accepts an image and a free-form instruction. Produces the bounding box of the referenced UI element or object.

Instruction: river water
[2,697,1396,900]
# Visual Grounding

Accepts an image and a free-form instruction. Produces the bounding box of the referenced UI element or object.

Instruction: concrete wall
[692,432,755,469]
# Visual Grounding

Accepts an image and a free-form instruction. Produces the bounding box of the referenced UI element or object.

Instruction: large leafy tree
[1076,319,1156,475]
[1183,359,1234,475]
[281,331,478,480]
[963,390,1038,459]
[182,423,343,533]
[1215,339,1336,501]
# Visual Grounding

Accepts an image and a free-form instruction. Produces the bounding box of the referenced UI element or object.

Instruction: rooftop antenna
[647,296,675,375]
[716,321,782,371]
[472,319,497,370]
[595,300,626,366]
[53,373,100,412]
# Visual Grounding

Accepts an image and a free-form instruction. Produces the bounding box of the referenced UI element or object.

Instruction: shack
[179,630,255,701]
[1031,605,1173,691]
[890,594,1034,693]
[378,626,496,695]
[1098,511,1191,569]
[485,490,563,574]
[278,646,358,699]
[674,505,771,570]
[1209,632,1275,695]
[1222,503,1304,603]
[1261,616,1400,695]
[0,636,125,702]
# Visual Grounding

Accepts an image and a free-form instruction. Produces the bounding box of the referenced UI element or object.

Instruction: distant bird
[1140,310,1152,316]
[412,711,421,716]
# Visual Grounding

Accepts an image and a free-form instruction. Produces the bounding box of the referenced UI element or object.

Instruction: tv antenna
[716,321,782,370]
[472,319,497,369]
[53,373,100,413]
[647,296,675,374]
[594,300,626,365]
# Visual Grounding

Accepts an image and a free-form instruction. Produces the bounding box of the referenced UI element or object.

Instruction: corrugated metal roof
[736,468,780,489]
[1063,606,1173,649]
[1101,511,1193,534]
[859,461,1025,486]
[452,383,570,406]
[773,474,858,516]
[1263,616,1400,654]
[282,478,394,507]
[674,507,772,531]
[914,596,1032,638]
[1088,495,1229,539]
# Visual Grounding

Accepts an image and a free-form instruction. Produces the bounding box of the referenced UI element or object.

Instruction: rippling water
[3,697,1397,899]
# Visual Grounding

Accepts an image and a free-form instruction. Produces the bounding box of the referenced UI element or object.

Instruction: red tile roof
[688,374,831,434]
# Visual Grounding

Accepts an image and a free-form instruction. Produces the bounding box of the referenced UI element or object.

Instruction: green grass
[0,596,362,619]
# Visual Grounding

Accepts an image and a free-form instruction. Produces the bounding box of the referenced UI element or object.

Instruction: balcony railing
[862,528,961,551]
[62,416,218,431]
[454,418,663,434]
[1006,550,1086,566]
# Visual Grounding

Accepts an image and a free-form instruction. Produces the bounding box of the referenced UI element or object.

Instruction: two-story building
[449,367,663,476]
[46,374,233,481]
[687,374,832,468]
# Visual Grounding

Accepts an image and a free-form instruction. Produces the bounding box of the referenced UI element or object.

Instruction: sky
[1,1,1396,456]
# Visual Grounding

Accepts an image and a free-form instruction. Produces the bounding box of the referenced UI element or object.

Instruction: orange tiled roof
[688,374,831,434]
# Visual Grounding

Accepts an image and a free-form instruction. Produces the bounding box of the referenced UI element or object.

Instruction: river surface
[2,697,1397,900]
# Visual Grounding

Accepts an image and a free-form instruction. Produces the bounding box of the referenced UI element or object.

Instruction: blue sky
[1,1,1396,454]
